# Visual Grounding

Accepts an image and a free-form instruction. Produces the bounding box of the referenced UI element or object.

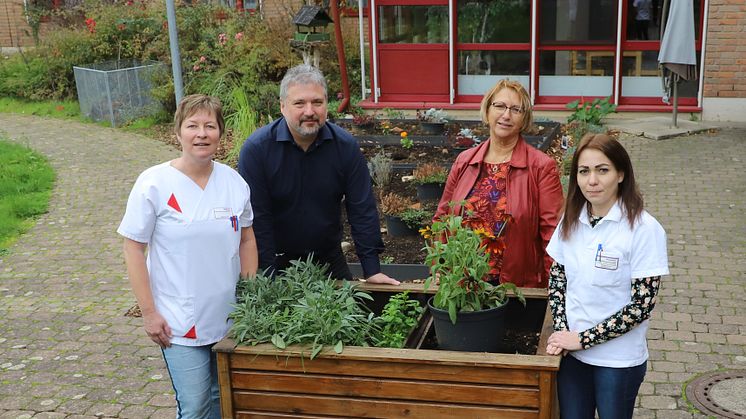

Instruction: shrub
[412,162,447,185]
[367,150,393,191]
[380,193,413,217]
[566,96,617,126]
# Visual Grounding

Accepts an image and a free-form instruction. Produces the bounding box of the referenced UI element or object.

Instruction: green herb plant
[565,96,617,126]
[230,258,379,359]
[372,291,424,348]
[423,211,524,324]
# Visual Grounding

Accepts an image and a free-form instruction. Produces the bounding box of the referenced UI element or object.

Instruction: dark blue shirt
[238,117,383,277]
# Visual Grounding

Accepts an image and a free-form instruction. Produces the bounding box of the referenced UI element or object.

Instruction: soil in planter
[417,327,540,355]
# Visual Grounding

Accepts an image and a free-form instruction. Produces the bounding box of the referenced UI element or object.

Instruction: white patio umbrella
[658,0,697,127]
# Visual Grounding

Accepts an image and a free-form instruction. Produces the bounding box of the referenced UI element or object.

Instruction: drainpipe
[330,0,350,113]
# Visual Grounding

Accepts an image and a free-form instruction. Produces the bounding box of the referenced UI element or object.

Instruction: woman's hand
[546,330,582,353]
[142,310,172,349]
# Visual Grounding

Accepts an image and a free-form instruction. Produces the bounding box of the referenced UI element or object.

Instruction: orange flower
[400,131,408,138]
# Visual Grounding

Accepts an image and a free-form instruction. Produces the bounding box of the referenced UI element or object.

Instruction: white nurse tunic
[118,161,253,346]
[546,201,669,368]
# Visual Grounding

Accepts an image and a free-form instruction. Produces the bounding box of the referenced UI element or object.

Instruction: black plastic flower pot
[384,215,419,237]
[427,296,508,352]
[415,183,445,202]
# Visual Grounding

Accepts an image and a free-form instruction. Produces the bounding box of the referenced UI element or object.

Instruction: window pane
[457,0,530,43]
[378,6,448,44]
[458,50,530,94]
[626,0,701,41]
[540,0,617,44]
[539,50,614,96]
[458,50,530,75]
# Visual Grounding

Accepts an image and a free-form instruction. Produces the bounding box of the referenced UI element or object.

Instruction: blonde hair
[173,94,225,137]
[479,79,533,133]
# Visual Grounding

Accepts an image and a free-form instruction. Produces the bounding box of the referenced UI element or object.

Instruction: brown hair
[479,79,533,133]
[559,133,644,239]
[173,94,225,137]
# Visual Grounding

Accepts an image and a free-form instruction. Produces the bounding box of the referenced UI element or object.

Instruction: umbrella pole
[672,74,678,127]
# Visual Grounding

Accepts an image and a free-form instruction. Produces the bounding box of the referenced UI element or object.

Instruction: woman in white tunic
[545,133,668,419]
[118,94,258,418]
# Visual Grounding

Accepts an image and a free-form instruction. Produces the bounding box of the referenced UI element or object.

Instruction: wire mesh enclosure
[73,59,164,127]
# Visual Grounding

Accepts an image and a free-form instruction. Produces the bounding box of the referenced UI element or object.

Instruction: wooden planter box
[214,285,559,418]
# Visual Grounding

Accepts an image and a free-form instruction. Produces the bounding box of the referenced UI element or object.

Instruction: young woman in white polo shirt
[545,133,669,419]
[118,95,258,418]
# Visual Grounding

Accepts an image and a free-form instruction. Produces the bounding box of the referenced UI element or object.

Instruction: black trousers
[274,246,353,280]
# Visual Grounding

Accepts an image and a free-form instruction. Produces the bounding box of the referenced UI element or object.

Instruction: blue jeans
[162,344,220,419]
[557,354,647,419]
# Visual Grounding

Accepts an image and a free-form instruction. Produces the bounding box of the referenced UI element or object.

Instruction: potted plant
[380,193,429,237]
[422,212,524,352]
[412,162,448,202]
[416,108,448,135]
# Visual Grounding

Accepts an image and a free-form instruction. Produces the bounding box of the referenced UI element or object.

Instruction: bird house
[292,5,333,42]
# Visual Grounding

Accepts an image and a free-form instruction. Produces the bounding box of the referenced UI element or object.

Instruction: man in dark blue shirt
[238,64,399,285]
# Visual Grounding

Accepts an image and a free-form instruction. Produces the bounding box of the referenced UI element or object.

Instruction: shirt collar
[276,117,334,149]
[579,200,623,226]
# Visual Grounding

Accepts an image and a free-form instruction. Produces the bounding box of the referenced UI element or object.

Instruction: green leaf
[271,334,286,349]
[334,340,343,353]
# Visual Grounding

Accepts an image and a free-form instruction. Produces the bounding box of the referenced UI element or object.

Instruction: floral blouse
[463,162,511,278]
[548,215,661,349]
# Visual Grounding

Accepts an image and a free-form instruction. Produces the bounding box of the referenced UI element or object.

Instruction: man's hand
[365,272,401,285]
[546,330,582,352]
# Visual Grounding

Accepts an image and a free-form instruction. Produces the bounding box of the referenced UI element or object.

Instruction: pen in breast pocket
[596,244,603,261]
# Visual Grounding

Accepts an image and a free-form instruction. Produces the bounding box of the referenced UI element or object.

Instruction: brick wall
[703,0,746,98]
[1,0,32,47]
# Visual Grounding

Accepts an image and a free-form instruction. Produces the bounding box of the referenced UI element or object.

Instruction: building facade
[352,0,744,121]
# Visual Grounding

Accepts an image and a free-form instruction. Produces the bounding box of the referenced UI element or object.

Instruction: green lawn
[0,97,81,119]
[0,139,55,254]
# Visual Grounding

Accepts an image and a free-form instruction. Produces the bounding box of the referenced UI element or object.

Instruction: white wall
[702,98,746,122]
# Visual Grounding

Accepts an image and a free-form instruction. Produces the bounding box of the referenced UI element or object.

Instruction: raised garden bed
[214,284,559,418]
[339,119,561,170]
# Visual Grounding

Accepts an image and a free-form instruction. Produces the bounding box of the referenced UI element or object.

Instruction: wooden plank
[230,370,540,408]
[228,343,560,370]
[355,282,550,300]
[537,370,557,419]
[235,412,329,419]
[536,304,556,357]
[234,391,538,419]
[230,354,541,386]
[217,352,235,419]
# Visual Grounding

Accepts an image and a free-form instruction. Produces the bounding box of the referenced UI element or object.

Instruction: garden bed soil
[344,122,569,267]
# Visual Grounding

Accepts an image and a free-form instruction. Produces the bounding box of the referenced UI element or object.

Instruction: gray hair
[279,64,328,101]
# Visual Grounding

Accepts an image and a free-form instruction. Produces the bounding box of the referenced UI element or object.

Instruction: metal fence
[73,59,164,127]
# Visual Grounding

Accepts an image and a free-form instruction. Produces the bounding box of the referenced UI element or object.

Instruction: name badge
[595,255,619,270]
[213,208,232,219]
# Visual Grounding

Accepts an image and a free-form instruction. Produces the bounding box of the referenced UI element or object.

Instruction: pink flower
[193,64,200,71]
[234,32,244,41]
[199,56,206,63]
[218,33,227,45]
